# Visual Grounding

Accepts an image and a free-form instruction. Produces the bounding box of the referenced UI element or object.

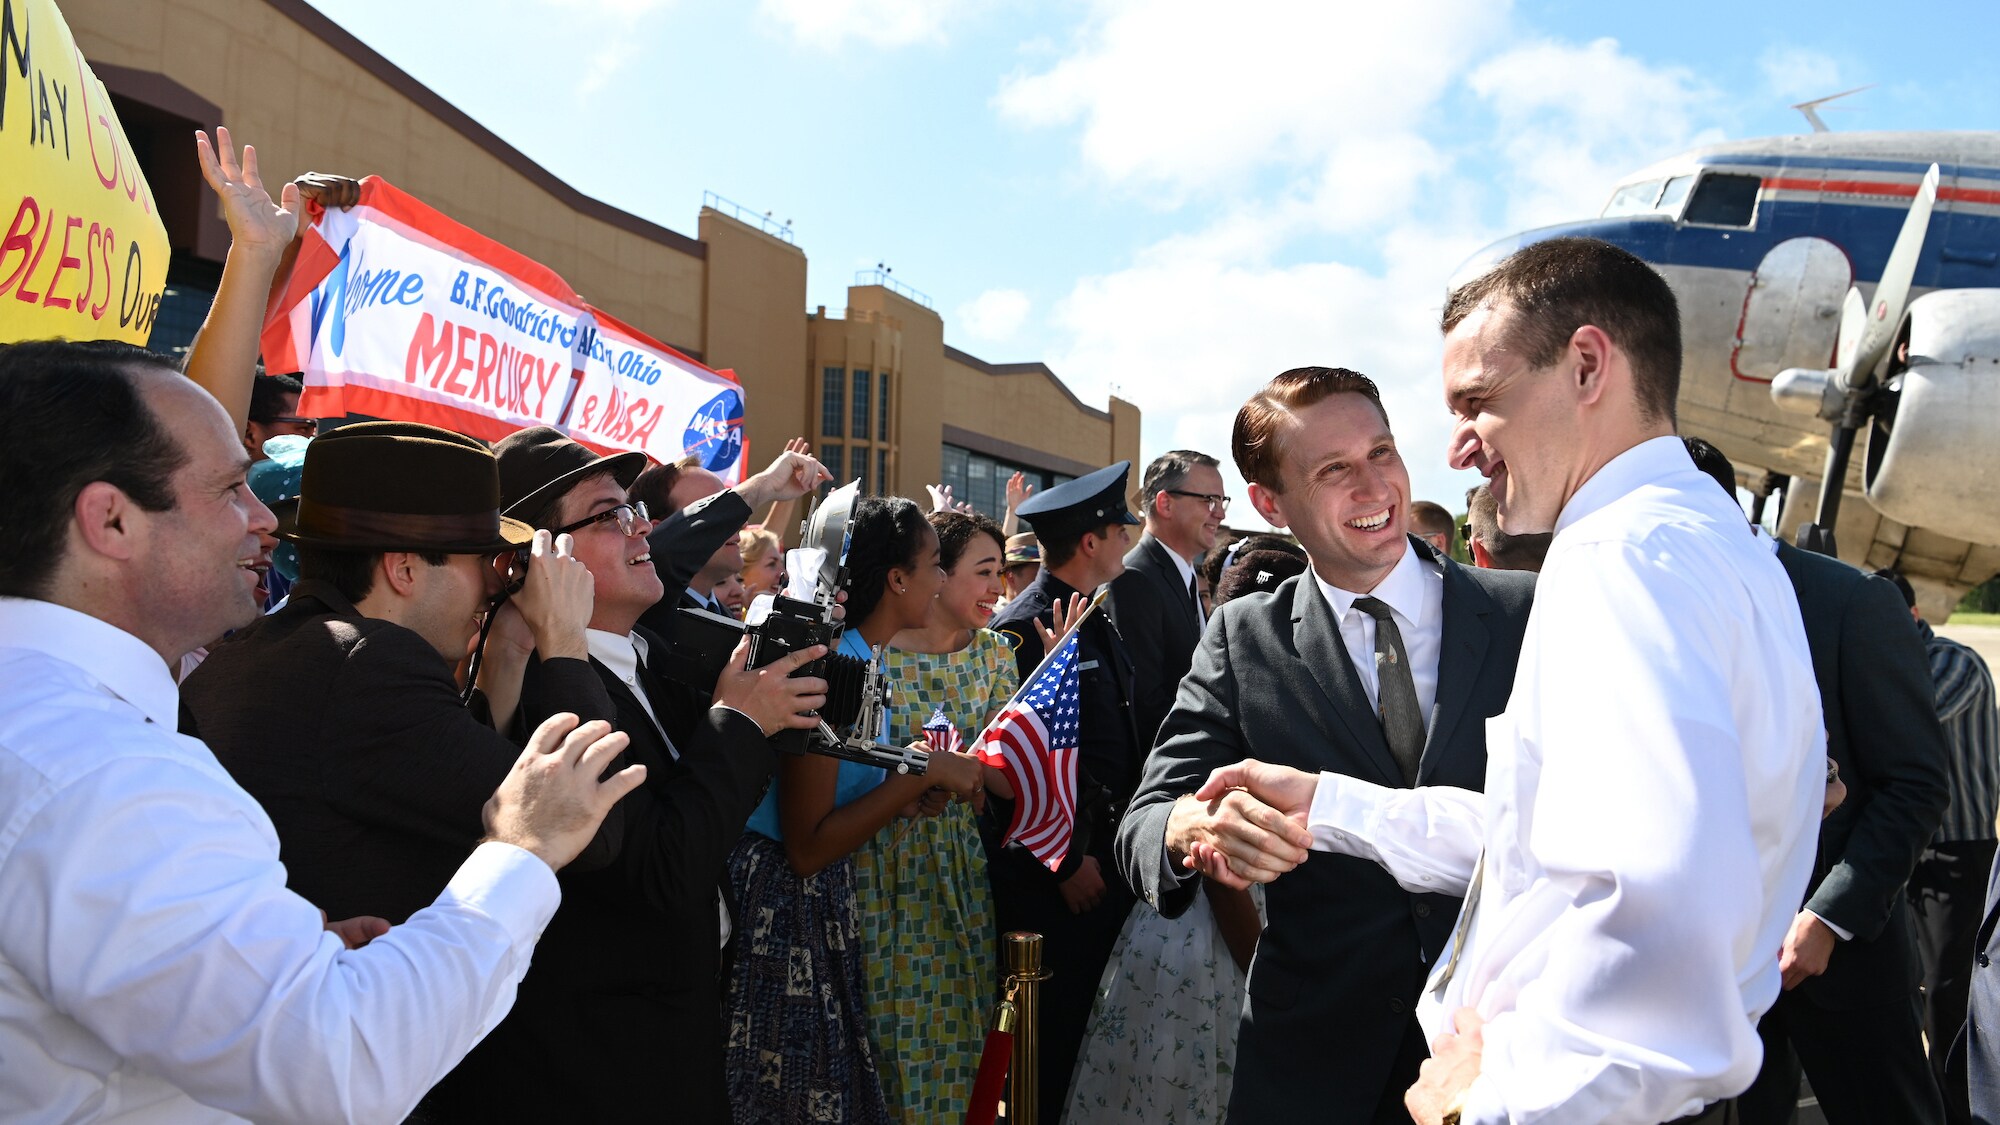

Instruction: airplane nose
[1449,218,1675,295]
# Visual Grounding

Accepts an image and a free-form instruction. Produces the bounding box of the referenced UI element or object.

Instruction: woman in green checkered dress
[855,511,1020,1122]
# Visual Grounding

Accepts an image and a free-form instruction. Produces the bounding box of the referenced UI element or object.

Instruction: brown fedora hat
[494,425,648,525]
[282,421,534,554]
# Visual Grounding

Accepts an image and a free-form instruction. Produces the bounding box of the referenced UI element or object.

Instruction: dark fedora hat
[282,421,534,554]
[494,425,649,525]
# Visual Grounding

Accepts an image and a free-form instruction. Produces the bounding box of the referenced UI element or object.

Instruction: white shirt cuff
[1308,770,1390,854]
[1806,909,1854,942]
[442,841,562,946]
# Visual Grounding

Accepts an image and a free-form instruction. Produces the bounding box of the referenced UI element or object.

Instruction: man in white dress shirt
[0,339,646,1123]
[1184,238,1825,1124]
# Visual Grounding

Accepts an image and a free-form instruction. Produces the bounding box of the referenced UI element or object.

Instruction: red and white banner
[262,177,746,481]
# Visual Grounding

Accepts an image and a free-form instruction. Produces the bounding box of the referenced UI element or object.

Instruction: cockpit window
[1655,174,1696,217]
[1602,180,1663,217]
[1683,173,1761,227]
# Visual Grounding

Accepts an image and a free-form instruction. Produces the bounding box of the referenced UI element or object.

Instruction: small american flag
[921,706,963,753]
[975,630,1083,871]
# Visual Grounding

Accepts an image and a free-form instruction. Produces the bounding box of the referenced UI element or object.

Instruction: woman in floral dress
[855,510,1020,1122]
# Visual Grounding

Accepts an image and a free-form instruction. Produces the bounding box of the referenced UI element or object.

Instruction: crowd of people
[5,127,2000,1125]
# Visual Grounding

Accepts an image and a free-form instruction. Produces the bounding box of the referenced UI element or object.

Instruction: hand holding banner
[263,177,747,480]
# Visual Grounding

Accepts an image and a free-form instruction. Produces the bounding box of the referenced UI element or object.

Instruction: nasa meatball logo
[684,389,745,472]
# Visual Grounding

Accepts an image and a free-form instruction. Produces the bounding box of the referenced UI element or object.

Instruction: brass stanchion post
[1002,931,1052,1125]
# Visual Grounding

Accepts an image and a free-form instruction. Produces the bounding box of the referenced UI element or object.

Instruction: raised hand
[711,637,829,735]
[482,713,645,872]
[195,126,298,257]
[293,172,361,211]
[741,445,832,508]
[1006,471,1035,513]
[1032,592,1089,656]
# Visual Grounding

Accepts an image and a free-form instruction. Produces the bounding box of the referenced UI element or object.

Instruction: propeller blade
[1832,286,1866,381]
[1841,163,1940,391]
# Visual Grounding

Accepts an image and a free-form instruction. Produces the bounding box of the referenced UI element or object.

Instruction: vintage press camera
[670,481,929,775]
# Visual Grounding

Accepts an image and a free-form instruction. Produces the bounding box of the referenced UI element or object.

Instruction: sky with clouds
[310,0,1993,524]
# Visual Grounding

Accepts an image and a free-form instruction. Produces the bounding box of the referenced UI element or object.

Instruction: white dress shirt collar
[1554,434,1697,537]
[586,628,649,685]
[0,597,176,727]
[1313,539,1433,633]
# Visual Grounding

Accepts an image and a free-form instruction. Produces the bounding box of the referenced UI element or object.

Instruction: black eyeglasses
[1166,489,1230,513]
[554,501,650,538]
[265,416,318,434]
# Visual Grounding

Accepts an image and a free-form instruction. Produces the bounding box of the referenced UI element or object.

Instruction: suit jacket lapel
[1146,536,1198,634]
[1289,576,1402,786]
[1422,560,1492,784]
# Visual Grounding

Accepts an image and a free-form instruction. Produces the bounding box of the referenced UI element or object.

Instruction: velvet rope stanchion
[963,990,1017,1125]
[1001,931,1052,1125]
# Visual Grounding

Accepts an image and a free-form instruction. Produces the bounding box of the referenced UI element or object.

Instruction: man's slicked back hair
[0,340,188,598]
[1139,450,1222,515]
[1232,367,1389,492]
[1442,236,1683,425]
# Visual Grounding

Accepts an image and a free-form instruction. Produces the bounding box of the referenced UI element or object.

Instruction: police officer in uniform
[987,461,1147,1123]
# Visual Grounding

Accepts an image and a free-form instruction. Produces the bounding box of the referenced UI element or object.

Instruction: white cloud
[760,0,967,49]
[955,288,1032,343]
[1468,37,1726,229]
[994,0,1506,199]
[578,41,641,97]
[1758,45,1850,105]
[1018,28,1739,527]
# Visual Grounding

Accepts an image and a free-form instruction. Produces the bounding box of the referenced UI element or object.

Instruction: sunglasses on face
[265,416,319,434]
[553,501,651,539]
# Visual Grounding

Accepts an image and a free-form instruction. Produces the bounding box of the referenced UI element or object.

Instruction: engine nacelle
[1863,289,2000,547]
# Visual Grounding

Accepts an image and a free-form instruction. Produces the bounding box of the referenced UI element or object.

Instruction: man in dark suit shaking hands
[1115,367,1536,1124]
[1109,449,1227,746]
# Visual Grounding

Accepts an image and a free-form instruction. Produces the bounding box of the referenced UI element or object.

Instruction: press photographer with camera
[724,496,989,1124]
[414,427,833,1123]
[180,422,634,930]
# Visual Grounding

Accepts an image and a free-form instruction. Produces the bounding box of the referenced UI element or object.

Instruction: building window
[821,367,845,438]
[851,446,871,493]
[877,449,888,496]
[878,373,891,441]
[823,443,844,483]
[852,369,872,442]
[940,444,1076,518]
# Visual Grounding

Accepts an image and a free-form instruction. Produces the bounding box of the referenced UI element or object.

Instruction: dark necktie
[1353,596,1423,785]
[1186,573,1203,625]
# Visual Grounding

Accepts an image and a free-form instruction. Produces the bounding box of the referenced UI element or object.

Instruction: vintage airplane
[1452,128,2000,617]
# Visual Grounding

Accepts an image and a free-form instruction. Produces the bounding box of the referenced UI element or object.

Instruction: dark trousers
[1913,838,2000,1124]
[1738,986,1944,1125]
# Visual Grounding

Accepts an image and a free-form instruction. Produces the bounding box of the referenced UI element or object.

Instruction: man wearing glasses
[1109,450,1229,749]
[465,426,835,1124]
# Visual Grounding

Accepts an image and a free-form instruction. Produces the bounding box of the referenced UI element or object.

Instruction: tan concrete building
[66,0,1138,518]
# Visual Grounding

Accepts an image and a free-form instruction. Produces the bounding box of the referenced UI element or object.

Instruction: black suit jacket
[637,490,749,639]
[1108,534,1204,746]
[431,625,775,1123]
[179,580,622,925]
[1115,544,1534,1122]
[1776,541,1950,1009]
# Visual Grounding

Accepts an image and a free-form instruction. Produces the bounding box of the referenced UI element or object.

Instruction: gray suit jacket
[1115,540,1533,1121]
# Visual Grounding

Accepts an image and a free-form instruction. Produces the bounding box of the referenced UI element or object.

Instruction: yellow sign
[0,0,170,345]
